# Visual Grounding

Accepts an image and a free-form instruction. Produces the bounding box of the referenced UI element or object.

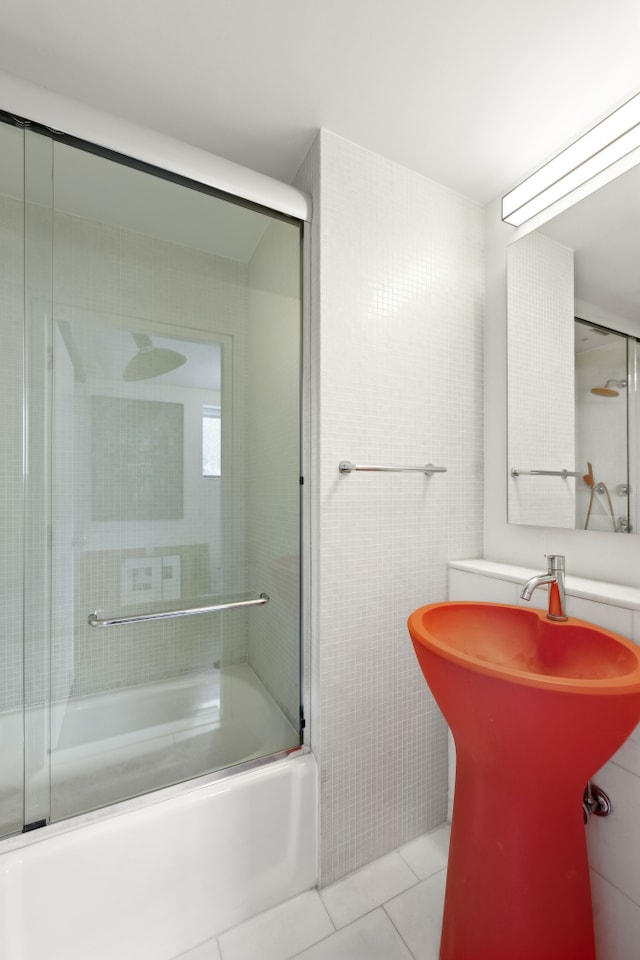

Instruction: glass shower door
[0,120,57,836]
[0,120,27,837]
[0,117,303,836]
[50,310,240,818]
[629,338,639,535]
[47,141,303,822]
[48,141,303,822]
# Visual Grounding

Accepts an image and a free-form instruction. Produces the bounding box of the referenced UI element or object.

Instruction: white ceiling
[1,0,640,204]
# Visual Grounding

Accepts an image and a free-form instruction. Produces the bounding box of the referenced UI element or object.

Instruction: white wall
[295,130,484,885]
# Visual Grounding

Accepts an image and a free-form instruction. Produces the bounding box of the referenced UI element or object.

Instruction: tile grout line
[288,901,409,960]
[209,830,453,960]
[396,848,429,884]
[219,888,338,960]
[382,865,448,960]
[381,903,421,960]
[590,865,640,910]
[316,888,339,934]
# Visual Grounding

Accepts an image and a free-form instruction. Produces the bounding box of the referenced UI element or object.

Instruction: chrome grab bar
[339,461,447,476]
[510,468,582,478]
[88,592,270,628]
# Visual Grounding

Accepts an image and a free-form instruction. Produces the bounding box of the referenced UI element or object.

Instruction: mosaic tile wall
[507,231,575,526]
[55,209,251,698]
[295,130,484,885]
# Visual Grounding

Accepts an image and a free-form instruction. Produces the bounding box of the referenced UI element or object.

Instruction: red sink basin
[408,600,640,691]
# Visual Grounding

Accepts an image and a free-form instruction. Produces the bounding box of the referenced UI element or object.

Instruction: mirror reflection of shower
[123,333,187,381]
[575,318,635,533]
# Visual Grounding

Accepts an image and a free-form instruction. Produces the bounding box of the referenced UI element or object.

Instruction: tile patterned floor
[175,824,450,960]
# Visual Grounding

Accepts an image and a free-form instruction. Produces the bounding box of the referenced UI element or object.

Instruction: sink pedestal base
[442,748,594,960]
[413,646,640,960]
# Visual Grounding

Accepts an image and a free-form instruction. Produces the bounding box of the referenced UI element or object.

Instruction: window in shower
[0,112,304,837]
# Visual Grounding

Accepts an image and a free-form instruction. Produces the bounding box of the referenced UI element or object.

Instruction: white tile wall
[295,131,484,885]
[448,559,640,960]
[507,232,575,527]
[55,211,251,697]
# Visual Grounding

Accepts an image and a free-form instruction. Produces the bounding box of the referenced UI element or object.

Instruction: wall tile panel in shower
[51,206,250,698]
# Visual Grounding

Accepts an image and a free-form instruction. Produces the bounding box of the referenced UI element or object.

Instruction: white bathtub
[0,751,317,960]
[0,665,316,959]
[53,662,299,762]
[1,663,302,827]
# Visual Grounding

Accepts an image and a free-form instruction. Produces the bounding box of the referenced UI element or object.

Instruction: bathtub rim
[0,744,311,856]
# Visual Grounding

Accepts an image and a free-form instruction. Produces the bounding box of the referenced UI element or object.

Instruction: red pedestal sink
[408,601,640,960]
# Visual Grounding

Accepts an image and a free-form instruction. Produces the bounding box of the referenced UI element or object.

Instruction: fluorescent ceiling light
[502,92,640,226]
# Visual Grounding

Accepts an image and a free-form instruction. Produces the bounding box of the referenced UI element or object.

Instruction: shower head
[590,379,627,397]
[123,333,187,382]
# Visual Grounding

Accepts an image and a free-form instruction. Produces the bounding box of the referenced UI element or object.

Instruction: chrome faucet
[520,555,568,621]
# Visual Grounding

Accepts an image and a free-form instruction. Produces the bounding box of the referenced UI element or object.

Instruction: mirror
[507,161,640,533]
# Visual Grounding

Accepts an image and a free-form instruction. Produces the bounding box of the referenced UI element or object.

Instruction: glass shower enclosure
[0,115,303,838]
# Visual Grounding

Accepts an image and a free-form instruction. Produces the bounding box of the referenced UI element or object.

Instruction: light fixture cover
[502,92,640,226]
